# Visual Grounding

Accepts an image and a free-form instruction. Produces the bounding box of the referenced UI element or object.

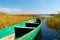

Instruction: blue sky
[0,0,60,14]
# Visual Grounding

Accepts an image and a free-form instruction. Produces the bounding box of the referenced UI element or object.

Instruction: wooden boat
[0,18,42,40]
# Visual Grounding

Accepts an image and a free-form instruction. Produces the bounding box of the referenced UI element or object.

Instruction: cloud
[0,8,58,14]
[0,8,22,14]
[25,9,58,14]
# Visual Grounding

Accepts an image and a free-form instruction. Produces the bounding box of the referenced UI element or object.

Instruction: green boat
[0,18,42,40]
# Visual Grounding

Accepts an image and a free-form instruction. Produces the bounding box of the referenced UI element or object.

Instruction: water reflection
[41,19,60,40]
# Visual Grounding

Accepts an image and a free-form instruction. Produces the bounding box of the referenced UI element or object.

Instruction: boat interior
[15,18,41,39]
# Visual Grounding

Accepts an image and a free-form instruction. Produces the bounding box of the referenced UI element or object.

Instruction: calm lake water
[41,19,60,40]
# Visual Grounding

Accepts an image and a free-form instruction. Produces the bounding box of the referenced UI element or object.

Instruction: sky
[0,0,60,14]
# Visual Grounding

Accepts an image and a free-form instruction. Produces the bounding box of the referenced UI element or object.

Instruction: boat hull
[0,18,42,40]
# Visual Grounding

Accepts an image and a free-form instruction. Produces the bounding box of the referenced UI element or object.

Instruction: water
[41,19,60,40]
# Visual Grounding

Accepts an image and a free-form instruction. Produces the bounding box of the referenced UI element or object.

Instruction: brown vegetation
[0,14,39,29]
[0,12,44,29]
[46,14,60,30]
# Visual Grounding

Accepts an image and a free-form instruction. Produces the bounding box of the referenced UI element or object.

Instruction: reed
[0,14,38,29]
